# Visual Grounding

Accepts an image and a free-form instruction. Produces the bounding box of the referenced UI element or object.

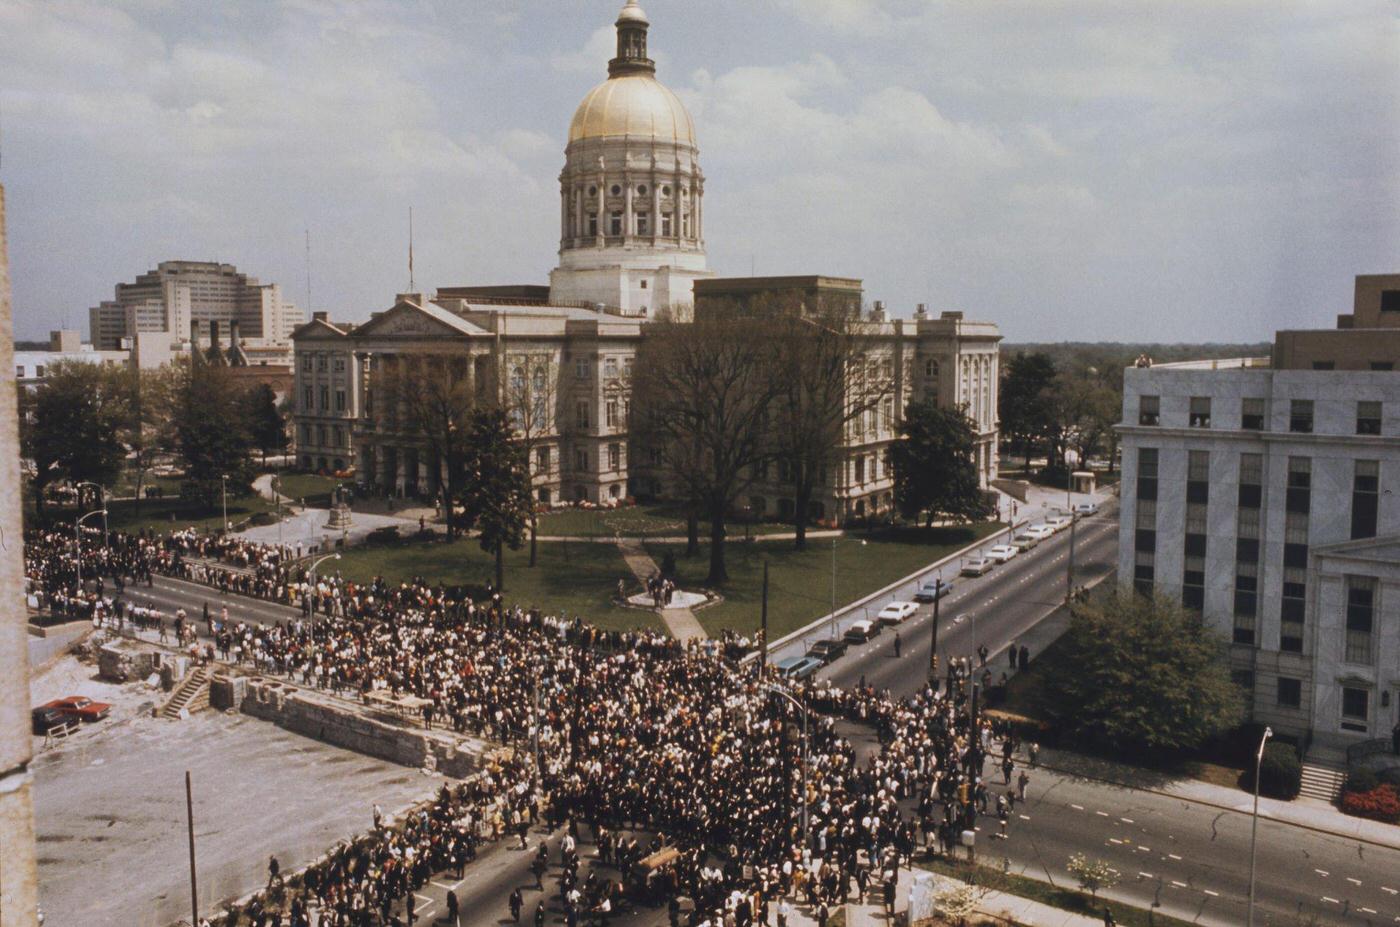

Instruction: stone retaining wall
[226,677,479,779]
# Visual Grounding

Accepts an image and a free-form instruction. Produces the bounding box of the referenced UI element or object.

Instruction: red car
[41,696,111,723]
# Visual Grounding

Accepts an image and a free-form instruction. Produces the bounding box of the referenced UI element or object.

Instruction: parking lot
[33,692,444,926]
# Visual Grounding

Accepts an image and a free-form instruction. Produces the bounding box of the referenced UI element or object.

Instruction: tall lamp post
[220,474,229,532]
[73,508,108,592]
[75,482,108,545]
[927,577,944,687]
[1064,449,1079,603]
[1247,726,1274,927]
[765,684,809,847]
[306,552,341,615]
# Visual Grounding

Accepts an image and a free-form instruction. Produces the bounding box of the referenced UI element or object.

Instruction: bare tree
[501,352,558,566]
[767,296,891,549]
[398,355,475,537]
[632,304,780,585]
[127,363,181,515]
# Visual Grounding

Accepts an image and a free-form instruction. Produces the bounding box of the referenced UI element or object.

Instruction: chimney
[914,303,928,320]
[229,319,240,345]
[870,300,886,322]
[209,320,220,350]
[313,311,328,322]
[190,318,200,344]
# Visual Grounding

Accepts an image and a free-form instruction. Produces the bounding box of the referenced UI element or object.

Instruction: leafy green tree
[127,364,180,514]
[243,382,288,467]
[20,360,131,522]
[887,399,987,528]
[998,352,1057,469]
[1043,591,1244,752]
[173,362,255,510]
[457,408,533,592]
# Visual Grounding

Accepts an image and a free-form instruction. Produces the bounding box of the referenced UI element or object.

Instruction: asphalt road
[817,506,1121,698]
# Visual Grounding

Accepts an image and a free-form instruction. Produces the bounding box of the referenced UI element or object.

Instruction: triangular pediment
[354,300,488,339]
[1313,533,1400,569]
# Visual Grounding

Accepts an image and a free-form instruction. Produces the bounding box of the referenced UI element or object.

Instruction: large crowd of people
[26,522,1030,927]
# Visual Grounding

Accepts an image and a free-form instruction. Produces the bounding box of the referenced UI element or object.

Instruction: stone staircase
[1299,759,1347,802]
[160,666,211,720]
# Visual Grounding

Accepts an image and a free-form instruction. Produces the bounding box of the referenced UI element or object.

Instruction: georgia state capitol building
[291,0,1001,522]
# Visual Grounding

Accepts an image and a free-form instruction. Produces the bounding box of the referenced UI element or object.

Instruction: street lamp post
[927,577,943,688]
[306,552,341,615]
[220,474,229,532]
[765,685,809,847]
[73,508,108,593]
[75,482,108,546]
[1064,449,1080,603]
[1247,726,1274,927]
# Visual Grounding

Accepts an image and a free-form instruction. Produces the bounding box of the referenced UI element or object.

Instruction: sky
[1,0,1397,343]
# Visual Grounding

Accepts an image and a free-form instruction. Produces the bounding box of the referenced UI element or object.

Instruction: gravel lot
[31,656,444,927]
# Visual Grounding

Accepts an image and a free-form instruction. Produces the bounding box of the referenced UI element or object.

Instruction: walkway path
[616,538,708,641]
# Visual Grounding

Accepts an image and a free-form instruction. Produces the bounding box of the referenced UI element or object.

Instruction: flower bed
[1340,783,1400,824]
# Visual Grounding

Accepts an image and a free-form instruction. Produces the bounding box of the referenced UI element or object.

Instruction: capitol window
[636,213,649,235]
[588,214,598,236]
[609,212,623,235]
[663,185,671,196]
[588,186,597,196]
[638,185,647,195]
[661,213,673,236]
[611,184,621,196]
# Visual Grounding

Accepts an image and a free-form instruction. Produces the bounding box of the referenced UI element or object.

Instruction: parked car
[985,545,1018,563]
[1010,533,1039,552]
[1044,514,1073,532]
[843,619,882,644]
[913,579,953,603]
[31,708,80,737]
[41,696,111,723]
[805,638,849,664]
[876,601,919,625]
[1022,524,1055,542]
[775,656,806,678]
[1073,501,1099,516]
[960,557,995,577]
[785,657,825,680]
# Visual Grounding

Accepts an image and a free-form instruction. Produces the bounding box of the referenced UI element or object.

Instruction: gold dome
[568,74,696,148]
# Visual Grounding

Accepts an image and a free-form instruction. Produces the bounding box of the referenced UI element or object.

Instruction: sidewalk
[616,538,708,640]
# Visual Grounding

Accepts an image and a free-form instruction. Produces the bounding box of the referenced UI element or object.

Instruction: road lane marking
[1346,877,1362,886]
[1315,869,1329,877]
[1322,897,1340,904]
[1120,817,1135,824]
[1137,846,1151,852]
[1382,886,1398,895]
[1019,814,1031,821]
[1171,881,1187,888]
[1167,853,1182,860]
[1203,890,1219,897]
[1096,811,1110,817]
[1071,804,1085,811]
[432,880,460,891]
[1361,908,1378,915]
[1109,838,1124,845]
[1138,872,1154,879]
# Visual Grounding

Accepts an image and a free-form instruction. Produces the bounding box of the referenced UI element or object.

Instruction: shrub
[248,511,277,527]
[1242,742,1301,800]
[1380,766,1400,789]
[1346,767,1380,795]
[1340,784,1400,824]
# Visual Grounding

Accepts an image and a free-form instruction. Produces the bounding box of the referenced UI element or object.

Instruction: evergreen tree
[243,382,288,467]
[457,408,532,592]
[887,399,987,528]
[174,363,255,509]
[999,351,1057,469]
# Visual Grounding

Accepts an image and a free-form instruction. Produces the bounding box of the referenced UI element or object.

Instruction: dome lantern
[609,0,654,77]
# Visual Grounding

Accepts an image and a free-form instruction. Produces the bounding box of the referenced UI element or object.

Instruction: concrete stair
[1299,759,1346,802]
[160,666,211,720]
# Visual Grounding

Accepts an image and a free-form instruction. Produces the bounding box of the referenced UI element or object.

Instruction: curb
[1029,755,1400,854]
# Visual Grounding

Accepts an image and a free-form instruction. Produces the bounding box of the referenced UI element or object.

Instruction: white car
[960,557,995,577]
[1022,524,1054,542]
[877,601,919,625]
[1010,533,1039,552]
[985,545,1018,563]
[1044,514,1074,532]
[1073,501,1099,516]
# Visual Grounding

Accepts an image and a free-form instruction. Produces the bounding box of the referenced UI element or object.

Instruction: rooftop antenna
[408,206,415,292]
[304,228,312,314]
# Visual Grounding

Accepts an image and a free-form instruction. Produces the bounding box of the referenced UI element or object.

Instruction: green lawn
[647,522,1003,640]
[536,503,794,539]
[332,536,660,633]
[272,472,342,507]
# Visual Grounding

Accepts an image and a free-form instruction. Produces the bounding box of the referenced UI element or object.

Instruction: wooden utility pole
[186,770,199,927]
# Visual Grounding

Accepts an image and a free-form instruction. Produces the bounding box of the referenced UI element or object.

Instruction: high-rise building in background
[88,260,303,363]
[1117,274,1400,752]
